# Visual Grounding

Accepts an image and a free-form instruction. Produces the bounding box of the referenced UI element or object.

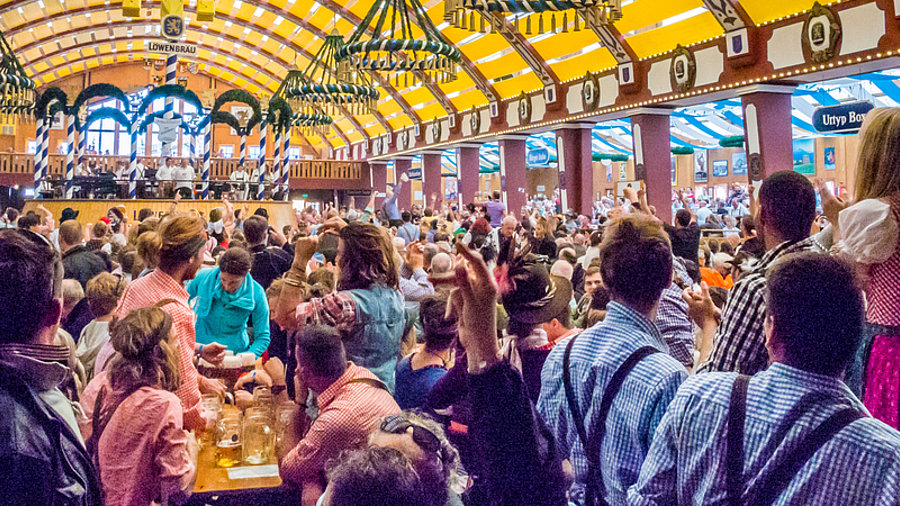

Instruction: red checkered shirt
[115,269,207,431]
[294,291,357,333]
[281,362,400,487]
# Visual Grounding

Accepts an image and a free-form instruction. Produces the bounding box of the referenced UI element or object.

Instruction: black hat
[499,247,573,325]
[60,208,79,223]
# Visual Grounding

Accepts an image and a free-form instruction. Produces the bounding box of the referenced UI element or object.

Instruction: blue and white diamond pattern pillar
[257,119,267,200]
[281,130,290,201]
[65,112,76,198]
[33,117,44,190]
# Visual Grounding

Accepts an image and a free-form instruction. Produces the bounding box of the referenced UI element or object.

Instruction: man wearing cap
[538,215,688,505]
[498,246,579,403]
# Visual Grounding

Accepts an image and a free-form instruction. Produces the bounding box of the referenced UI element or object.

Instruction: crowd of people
[1,107,900,506]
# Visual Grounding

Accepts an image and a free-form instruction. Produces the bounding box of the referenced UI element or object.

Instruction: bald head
[550,260,574,281]
[430,252,452,275]
[58,220,84,251]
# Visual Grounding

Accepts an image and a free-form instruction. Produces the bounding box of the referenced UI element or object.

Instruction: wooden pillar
[457,144,481,206]
[498,136,527,218]
[629,109,673,224]
[556,123,594,217]
[740,84,796,188]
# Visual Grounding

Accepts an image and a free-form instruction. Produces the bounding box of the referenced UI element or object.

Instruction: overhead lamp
[276,30,379,118]
[336,0,461,87]
[0,29,36,122]
[444,0,623,34]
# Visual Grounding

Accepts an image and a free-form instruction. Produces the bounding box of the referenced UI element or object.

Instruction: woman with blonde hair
[81,307,197,506]
[531,215,558,257]
[823,107,900,427]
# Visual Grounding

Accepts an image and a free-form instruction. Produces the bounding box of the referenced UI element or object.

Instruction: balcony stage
[22,199,296,230]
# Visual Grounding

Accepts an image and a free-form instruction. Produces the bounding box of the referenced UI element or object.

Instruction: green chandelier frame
[337,0,461,88]
[292,111,333,138]
[444,0,623,35]
[279,31,379,118]
[0,30,36,121]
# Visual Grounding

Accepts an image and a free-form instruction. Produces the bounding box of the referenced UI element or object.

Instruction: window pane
[99,132,116,155]
[100,118,115,130]
[248,146,261,160]
[87,132,101,154]
[118,132,131,156]
[288,147,300,160]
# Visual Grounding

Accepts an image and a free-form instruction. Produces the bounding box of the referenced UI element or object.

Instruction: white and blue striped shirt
[537,301,688,505]
[628,363,900,505]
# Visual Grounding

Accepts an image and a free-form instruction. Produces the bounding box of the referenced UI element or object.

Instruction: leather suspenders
[562,333,660,506]
[725,374,864,506]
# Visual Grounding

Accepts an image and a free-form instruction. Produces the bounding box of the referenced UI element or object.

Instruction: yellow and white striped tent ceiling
[4,0,823,148]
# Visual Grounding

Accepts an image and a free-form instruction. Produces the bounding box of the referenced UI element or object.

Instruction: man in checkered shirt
[696,172,825,374]
[629,254,900,505]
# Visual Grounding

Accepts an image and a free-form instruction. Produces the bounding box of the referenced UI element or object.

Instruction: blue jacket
[187,267,271,357]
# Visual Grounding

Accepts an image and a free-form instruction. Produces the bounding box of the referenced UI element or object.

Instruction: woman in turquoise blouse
[188,247,270,357]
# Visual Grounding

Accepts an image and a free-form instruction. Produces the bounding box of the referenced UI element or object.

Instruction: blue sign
[812,101,874,134]
[408,167,422,180]
[162,15,184,40]
[526,148,550,166]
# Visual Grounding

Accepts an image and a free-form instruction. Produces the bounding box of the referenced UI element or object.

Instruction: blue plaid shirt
[628,363,900,505]
[537,302,688,505]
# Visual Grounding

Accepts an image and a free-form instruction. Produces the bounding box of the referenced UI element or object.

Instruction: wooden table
[191,444,284,502]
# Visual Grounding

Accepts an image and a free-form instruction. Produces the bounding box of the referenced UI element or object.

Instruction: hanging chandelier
[0,30,36,122]
[278,31,379,118]
[336,0,461,88]
[292,111,333,139]
[444,0,623,34]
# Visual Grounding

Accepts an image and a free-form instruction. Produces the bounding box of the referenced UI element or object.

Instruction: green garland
[72,83,128,130]
[719,135,745,148]
[593,153,630,162]
[211,89,261,136]
[209,110,242,134]
[671,146,695,155]
[267,96,293,132]
[83,107,132,131]
[35,87,68,120]
[135,84,204,118]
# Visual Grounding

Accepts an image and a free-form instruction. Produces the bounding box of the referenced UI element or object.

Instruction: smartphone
[691,283,702,295]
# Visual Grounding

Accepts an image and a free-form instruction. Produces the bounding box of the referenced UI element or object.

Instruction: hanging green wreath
[72,83,128,130]
[671,146,695,155]
[83,107,132,131]
[593,153,630,162]
[267,96,293,132]
[479,164,500,174]
[138,110,191,135]
[719,135,745,148]
[211,89,262,136]
[135,84,204,119]
[209,110,243,134]
[34,87,68,121]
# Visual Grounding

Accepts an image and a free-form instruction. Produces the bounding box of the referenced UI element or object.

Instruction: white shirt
[696,206,713,226]
[173,166,194,189]
[231,170,248,183]
[156,165,172,181]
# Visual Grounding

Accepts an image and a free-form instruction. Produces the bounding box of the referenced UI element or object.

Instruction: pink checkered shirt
[281,362,400,487]
[115,269,207,431]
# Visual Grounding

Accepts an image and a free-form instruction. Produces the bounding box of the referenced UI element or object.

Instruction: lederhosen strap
[725,374,864,506]
[563,334,659,506]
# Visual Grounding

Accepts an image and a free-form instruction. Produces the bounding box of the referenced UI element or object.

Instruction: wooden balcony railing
[0,153,362,182]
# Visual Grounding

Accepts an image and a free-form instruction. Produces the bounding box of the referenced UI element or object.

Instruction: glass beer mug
[215,411,243,468]
[242,412,273,465]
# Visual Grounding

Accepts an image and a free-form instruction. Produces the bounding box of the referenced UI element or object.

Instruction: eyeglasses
[379,414,443,459]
